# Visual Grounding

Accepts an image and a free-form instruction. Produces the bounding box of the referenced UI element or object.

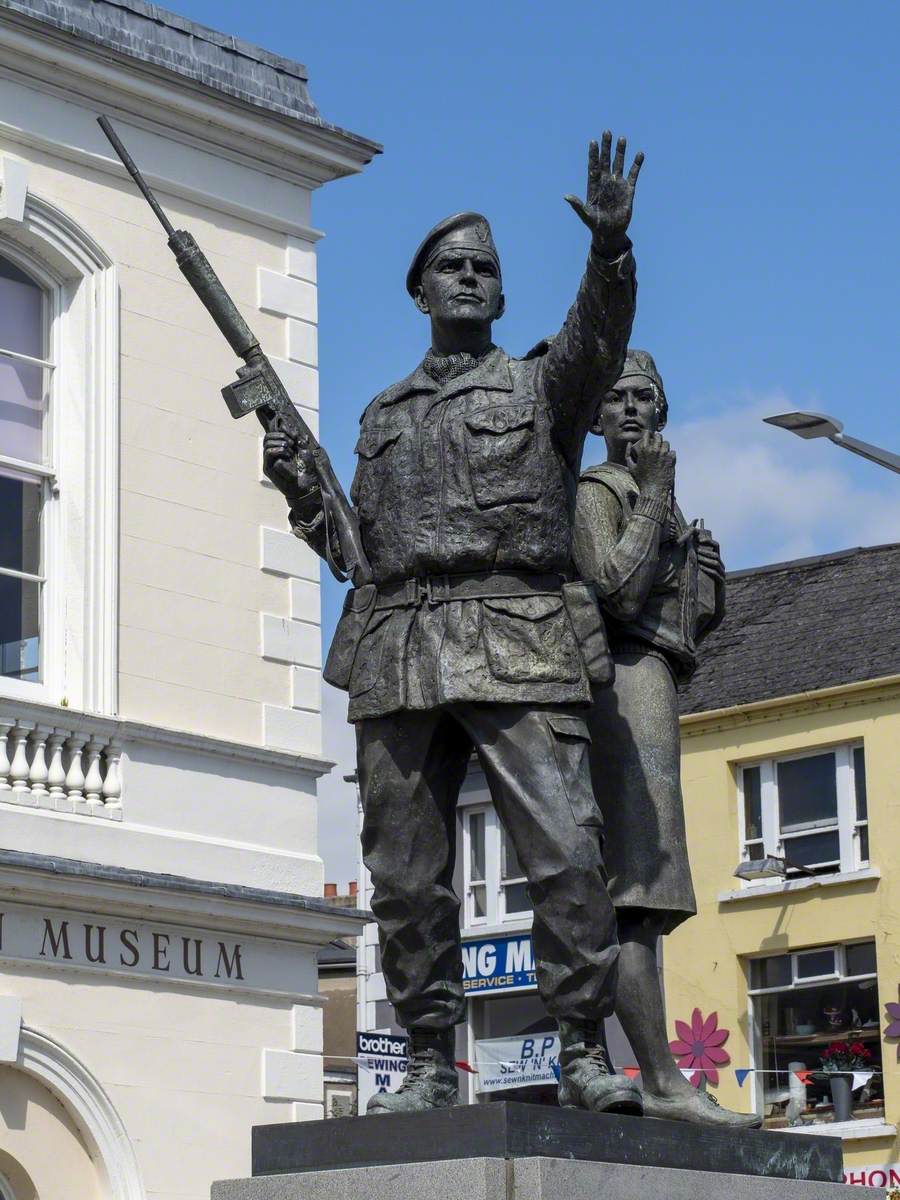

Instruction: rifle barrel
[98,116,176,238]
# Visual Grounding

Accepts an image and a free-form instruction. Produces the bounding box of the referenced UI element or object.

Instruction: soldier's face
[415,249,504,327]
[595,377,660,450]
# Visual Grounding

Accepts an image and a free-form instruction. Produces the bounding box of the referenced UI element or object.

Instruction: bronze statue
[265,133,645,1116]
[572,349,760,1127]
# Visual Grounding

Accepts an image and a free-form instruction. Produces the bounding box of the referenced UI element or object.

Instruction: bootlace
[401,1050,435,1087]
[582,1043,611,1074]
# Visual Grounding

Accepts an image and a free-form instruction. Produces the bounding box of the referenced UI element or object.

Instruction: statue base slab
[211,1102,877,1198]
[213,1155,880,1200]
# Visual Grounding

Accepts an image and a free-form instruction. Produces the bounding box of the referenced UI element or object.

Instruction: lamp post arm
[831,433,900,475]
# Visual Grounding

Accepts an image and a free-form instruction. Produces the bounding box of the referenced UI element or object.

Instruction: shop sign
[462,933,535,995]
[475,1033,560,1093]
[356,1031,409,1114]
[0,899,315,997]
[843,1164,900,1188]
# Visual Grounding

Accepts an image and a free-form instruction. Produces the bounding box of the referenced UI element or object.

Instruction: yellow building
[667,543,900,1188]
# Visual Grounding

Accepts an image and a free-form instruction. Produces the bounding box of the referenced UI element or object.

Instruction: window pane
[471,883,486,920]
[853,747,867,820]
[0,257,43,357]
[752,954,791,989]
[858,825,869,864]
[0,574,40,681]
[754,972,883,1131]
[777,753,837,831]
[845,942,876,977]
[782,829,840,868]
[795,948,836,979]
[501,831,523,881]
[503,882,530,914]
[743,766,762,841]
[747,841,765,860]
[0,474,40,574]
[0,258,45,465]
[469,812,485,882]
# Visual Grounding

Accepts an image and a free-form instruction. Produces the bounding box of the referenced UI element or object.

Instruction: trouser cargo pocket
[547,713,603,828]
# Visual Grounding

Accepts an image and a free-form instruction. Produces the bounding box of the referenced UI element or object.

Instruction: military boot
[367,1028,459,1115]
[557,1019,643,1115]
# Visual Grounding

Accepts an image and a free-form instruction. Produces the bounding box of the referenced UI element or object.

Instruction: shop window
[738,745,869,877]
[463,805,532,927]
[748,941,882,1129]
[0,255,52,687]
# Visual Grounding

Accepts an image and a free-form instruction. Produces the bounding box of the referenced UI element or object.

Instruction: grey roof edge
[0,0,382,158]
[0,848,372,924]
[726,542,896,581]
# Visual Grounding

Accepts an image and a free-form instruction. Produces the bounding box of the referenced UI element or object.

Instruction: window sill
[784,1119,896,1141]
[462,916,533,939]
[718,867,880,904]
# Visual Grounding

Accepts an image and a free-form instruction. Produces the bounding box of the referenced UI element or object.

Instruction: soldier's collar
[377,345,514,406]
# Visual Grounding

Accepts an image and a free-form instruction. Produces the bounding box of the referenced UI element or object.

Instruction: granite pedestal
[212,1103,881,1200]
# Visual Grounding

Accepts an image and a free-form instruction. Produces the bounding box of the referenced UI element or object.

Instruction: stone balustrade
[0,699,123,820]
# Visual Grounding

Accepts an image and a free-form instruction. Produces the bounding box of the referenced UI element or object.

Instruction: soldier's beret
[618,349,666,400]
[406,212,500,296]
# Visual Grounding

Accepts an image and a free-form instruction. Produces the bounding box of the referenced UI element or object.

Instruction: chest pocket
[464,404,541,509]
[353,426,403,519]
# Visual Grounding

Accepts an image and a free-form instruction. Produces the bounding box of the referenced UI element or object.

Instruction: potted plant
[819,1041,873,1122]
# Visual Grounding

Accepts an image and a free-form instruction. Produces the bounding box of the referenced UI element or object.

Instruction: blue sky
[176,0,899,879]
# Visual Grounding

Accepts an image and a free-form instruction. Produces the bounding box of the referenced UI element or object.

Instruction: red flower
[669,1008,731,1088]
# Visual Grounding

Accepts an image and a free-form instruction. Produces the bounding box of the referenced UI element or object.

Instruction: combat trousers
[356,702,619,1030]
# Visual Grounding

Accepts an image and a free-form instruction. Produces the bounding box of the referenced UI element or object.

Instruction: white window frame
[745,940,880,1123]
[737,743,868,883]
[0,195,119,714]
[462,803,531,928]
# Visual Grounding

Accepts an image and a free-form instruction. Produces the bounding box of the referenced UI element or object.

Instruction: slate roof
[317,938,357,968]
[0,0,380,152]
[680,543,900,716]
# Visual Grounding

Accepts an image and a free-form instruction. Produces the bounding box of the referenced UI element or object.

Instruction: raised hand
[565,131,644,256]
[627,431,675,498]
[263,429,319,502]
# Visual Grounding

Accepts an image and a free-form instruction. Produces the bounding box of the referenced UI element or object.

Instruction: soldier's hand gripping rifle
[98,116,372,588]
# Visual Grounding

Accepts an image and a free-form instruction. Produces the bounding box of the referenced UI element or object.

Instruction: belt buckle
[420,574,449,606]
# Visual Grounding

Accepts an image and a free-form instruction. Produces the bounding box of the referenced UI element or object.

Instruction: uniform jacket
[292,242,637,720]
[573,461,724,680]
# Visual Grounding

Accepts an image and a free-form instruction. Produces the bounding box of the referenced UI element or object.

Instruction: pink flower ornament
[885,996,900,1063]
[670,1008,731,1088]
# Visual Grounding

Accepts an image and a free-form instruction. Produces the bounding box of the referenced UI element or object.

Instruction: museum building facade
[356,543,900,1181]
[0,3,375,1198]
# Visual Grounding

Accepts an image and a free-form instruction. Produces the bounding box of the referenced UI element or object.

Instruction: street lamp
[764,411,900,474]
[733,855,818,882]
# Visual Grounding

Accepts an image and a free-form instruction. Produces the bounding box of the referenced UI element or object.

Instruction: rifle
[97,115,372,588]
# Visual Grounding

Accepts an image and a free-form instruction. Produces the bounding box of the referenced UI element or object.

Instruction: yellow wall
[666,677,900,1173]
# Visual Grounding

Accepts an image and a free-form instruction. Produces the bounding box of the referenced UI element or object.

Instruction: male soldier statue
[573,350,761,1127]
[265,133,644,1116]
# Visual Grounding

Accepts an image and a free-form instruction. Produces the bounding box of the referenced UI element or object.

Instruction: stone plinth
[213,1156,883,1200]
[210,1102,883,1198]
[249,1101,840,1181]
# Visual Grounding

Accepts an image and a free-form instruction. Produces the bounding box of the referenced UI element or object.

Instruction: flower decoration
[820,1040,873,1072]
[885,994,900,1064]
[669,1008,731,1087]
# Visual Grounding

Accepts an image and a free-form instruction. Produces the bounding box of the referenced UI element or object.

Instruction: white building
[0,2,376,1197]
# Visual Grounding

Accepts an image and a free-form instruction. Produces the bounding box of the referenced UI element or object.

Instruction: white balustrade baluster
[65,735,87,809]
[46,729,68,807]
[0,720,14,792]
[28,725,50,801]
[83,738,104,812]
[9,722,34,802]
[101,739,123,816]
